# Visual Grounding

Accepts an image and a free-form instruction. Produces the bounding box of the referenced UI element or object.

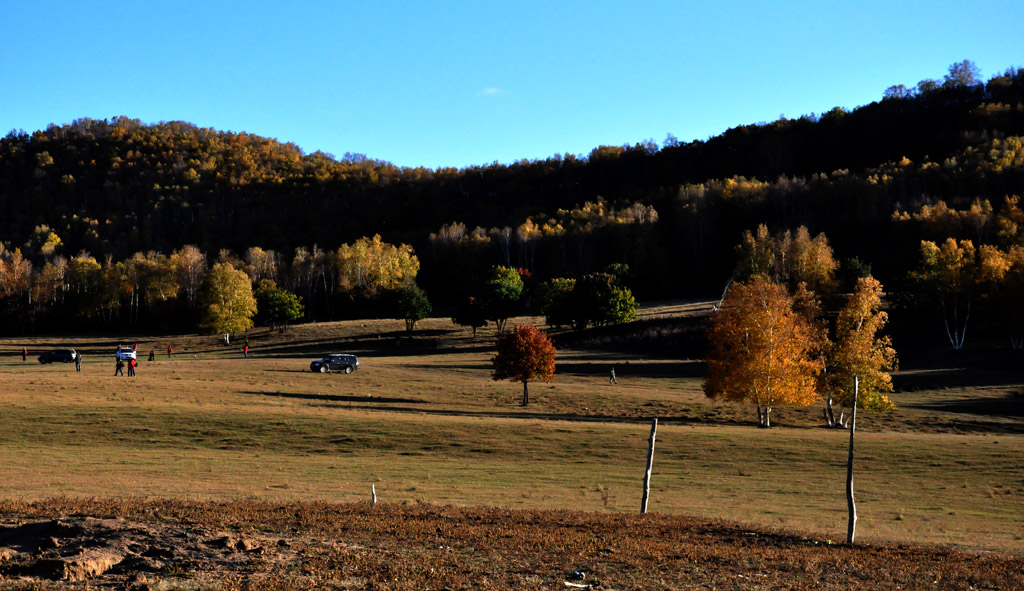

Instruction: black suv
[310,354,359,374]
[38,349,77,364]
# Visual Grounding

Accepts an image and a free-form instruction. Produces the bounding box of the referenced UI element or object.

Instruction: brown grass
[1,498,1022,590]
[1,304,1022,558]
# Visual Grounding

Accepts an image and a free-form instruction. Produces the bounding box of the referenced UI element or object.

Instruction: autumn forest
[1,61,1023,347]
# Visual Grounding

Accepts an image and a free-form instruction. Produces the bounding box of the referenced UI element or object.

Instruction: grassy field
[1,304,1022,559]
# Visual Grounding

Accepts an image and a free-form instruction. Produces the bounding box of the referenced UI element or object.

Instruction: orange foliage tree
[491,325,556,406]
[704,275,820,427]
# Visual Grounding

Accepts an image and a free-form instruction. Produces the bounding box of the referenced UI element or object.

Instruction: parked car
[310,353,359,374]
[38,349,77,364]
[115,347,137,361]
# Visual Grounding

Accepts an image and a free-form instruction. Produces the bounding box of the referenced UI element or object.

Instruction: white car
[115,347,137,361]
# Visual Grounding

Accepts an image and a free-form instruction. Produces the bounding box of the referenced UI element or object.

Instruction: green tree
[391,284,432,335]
[491,325,557,405]
[255,280,304,330]
[452,296,488,338]
[199,262,257,344]
[536,277,576,328]
[574,272,638,329]
[483,266,524,334]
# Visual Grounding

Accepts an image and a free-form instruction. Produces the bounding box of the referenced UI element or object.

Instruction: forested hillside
[2,62,1023,334]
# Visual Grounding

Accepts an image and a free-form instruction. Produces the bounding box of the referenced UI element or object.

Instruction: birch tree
[704,275,820,428]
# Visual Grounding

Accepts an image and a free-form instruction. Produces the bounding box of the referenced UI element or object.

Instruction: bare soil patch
[0,498,1021,590]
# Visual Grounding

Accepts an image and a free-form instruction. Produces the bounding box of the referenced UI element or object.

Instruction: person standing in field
[148,349,155,362]
[127,357,137,377]
[243,344,249,359]
[609,366,617,384]
[115,358,124,376]
[75,351,82,372]
[167,345,172,358]
[22,347,27,362]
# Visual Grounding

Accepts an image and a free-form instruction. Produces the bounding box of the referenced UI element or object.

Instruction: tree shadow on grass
[240,391,759,429]
[400,360,707,379]
[892,368,1024,390]
[908,391,1024,418]
[245,391,426,405]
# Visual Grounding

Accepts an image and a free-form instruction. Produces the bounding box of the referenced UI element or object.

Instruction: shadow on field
[893,368,1024,390]
[255,339,493,359]
[556,360,705,379]
[401,359,707,379]
[236,396,756,428]
[909,391,1024,418]
[246,391,425,405]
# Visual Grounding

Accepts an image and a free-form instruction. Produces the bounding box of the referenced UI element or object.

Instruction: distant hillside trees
[336,234,420,298]
[1,62,1024,335]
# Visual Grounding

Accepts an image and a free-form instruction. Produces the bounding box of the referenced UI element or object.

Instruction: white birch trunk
[846,376,858,544]
[640,418,657,514]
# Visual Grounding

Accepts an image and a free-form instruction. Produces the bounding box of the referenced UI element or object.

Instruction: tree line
[1,61,1023,334]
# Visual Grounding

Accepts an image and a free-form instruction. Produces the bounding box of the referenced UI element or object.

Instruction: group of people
[20,342,245,375]
[114,356,137,376]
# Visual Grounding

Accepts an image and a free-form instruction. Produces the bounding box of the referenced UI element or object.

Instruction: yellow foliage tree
[335,234,419,298]
[736,224,838,295]
[828,277,898,417]
[0,248,32,299]
[170,245,208,309]
[199,262,257,344]
[910,238,1007,350]
[704,275,820,428]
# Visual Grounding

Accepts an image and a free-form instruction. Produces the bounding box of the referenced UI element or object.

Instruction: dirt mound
[0,516,289,589]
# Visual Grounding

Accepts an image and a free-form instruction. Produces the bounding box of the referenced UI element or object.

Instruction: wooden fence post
[641,418,658,513]
[846,376,858,544]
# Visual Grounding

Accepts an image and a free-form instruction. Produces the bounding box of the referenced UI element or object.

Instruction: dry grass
[3,498,1022,590]
[1,303,1022,557]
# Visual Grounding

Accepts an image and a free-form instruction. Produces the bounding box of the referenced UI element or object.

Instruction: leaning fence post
[641,418,658,513]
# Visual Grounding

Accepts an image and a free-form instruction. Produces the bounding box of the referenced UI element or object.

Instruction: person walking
[115,358,124,376]
[167,345,172,358]
[609,366,617,384]
[127,357,137,377]
[75,351,82,372]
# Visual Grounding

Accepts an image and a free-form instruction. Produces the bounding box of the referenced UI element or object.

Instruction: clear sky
[1,1,1021,169]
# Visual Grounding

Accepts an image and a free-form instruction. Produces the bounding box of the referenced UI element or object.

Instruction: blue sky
[1,1,1021,169]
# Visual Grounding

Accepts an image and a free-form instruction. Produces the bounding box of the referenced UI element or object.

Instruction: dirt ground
[1,499,1022,591]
